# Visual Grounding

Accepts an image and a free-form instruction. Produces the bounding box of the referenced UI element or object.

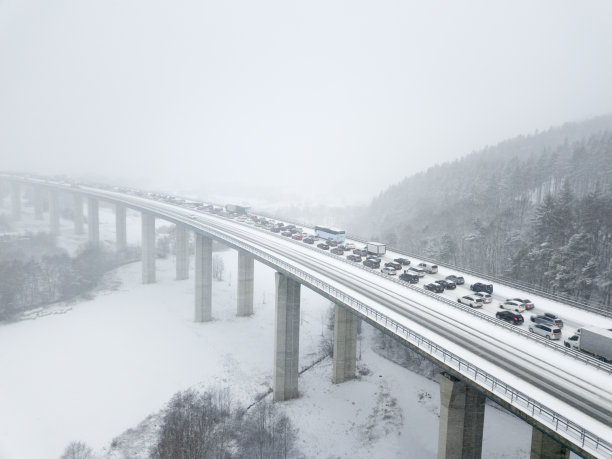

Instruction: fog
[1,0,611,205]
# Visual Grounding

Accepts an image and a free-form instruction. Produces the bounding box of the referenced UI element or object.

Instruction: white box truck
[366,242,386,256]
[564,327,612,363]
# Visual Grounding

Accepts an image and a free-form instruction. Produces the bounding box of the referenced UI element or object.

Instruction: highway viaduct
[1,176,610,459]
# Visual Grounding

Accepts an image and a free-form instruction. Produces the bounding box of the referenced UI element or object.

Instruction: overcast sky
[1,1,611,205]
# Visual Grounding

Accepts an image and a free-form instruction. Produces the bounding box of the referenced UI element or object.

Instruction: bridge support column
[437,372,485,459]
[194,233,212,321]
[73,195,84,234]
[141,213,156,284]
[87,198,99,247]
[49,190,60,235]
[237,251,254,316]
[530,428,570,459]
[273,272,301,401]
[175,226,189,280]
[33,187,43,220]
[11,182,21,220]
[332,304,358,384]
[115,204,126,253]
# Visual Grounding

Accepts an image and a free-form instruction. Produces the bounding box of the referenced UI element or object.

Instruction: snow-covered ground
[0,200,535,458]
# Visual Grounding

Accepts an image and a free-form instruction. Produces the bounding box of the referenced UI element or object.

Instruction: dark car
[496,310,524,325]
[281,231,292,237]
[363,259,380,269]
[303,237,314,244]
[270,227,281,233]
[394,258,411,266]
[435,280,456,290]
[317,243,330,250]
[424,282,443,293]
[327,240,338,247]
[347,254,362,262]
[446,274,465,285]
[353,248,368,256]
[470,282,493,294]
[399,272,419,283]
[385,262,402,270]
[291,234,303,240]
[331,247,344,255]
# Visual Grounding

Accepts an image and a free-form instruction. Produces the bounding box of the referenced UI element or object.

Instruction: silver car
[457,295,484,308]
[529,323,562,340]
[499,300,526,313]
[473,292,492,303]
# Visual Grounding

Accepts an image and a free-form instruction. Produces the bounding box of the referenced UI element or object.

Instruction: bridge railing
[192,218,612,459]
[239,216,612,374]
[254,210,611,317]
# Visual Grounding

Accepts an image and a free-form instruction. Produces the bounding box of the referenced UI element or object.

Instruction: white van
[417,262,438,274]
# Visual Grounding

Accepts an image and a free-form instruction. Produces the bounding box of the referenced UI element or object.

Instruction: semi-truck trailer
[564,326,612,362]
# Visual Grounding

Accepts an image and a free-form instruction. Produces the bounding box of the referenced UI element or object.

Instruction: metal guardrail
[243,217,612,374]
[254,210,612,317]
[185,213,612,459]
[5,177,612,458]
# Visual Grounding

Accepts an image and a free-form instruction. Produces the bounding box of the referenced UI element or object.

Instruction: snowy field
[0,202,535,458]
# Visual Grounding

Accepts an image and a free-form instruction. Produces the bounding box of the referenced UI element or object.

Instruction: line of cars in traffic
[247,216,569,340]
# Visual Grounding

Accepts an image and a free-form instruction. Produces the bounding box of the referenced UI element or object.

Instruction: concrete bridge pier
[530,428,570,459]
[87,198,99,247]
[194,233,212,321]
[437,372,485,459]
[73,195,84,234]
[237,251,254,316]
[141,213,156,284]
[175,225,189,280]
[273,272,301,401]
[332,304,358,384]
[11,182,21,220]
[33,187,43,220]
[49,190,60,235]
[115,204,127,253]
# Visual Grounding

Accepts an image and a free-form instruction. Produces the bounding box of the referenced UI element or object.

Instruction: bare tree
[151,388,300,459]
[60,441,94,459]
